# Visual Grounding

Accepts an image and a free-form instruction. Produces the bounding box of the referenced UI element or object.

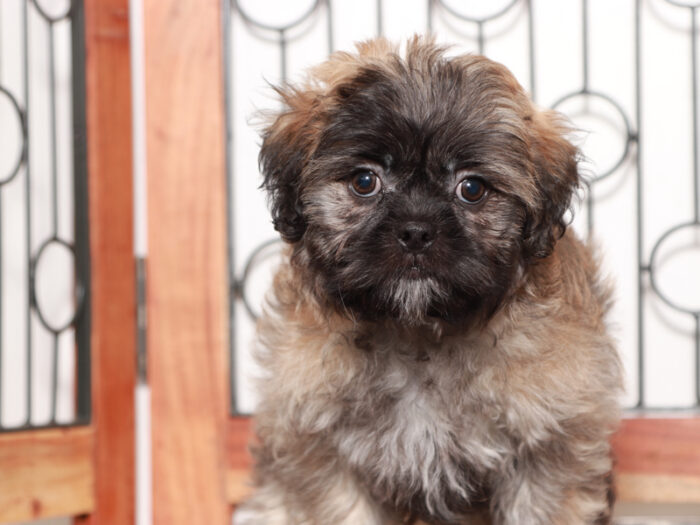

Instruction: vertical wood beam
[78,0,136,523]
[144,0,229,522]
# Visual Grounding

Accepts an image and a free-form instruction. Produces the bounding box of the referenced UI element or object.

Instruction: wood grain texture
[617,473,700,503]
[0,428,94,522]
[78,0,136,523]
[144,0,229,522]
[612,417,700,503]
[226,417,253,504]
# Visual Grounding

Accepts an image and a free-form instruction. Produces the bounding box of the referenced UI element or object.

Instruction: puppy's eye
[457,177,487,204]
[349,170,381,197]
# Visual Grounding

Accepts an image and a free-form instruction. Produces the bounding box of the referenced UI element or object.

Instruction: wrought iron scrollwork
[0,0,89,431]
[226,0,700,413]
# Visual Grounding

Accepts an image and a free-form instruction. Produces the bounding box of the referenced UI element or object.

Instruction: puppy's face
[261,39,579,325]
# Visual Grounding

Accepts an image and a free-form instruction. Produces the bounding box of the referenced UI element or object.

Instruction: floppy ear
[523,110,580,259]
[259,87,324,243]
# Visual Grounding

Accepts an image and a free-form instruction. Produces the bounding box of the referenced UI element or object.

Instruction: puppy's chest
[333,349,505,502]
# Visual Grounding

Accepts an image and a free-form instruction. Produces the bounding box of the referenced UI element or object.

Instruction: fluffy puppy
[237,37,622,525]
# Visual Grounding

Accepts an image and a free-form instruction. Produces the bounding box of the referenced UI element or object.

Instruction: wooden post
[144,0,230,522]
[77,0,136,523]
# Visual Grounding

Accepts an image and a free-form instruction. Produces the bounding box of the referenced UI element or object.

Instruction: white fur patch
[335,350,505,519]
[386,277,444,320]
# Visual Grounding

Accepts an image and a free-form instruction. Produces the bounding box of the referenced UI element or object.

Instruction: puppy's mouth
[403,255,430,279]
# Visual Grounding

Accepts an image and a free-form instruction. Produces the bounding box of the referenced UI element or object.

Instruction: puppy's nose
[397,221,437,252]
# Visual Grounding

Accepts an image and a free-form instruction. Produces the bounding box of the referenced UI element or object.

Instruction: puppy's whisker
[335,287,357,327]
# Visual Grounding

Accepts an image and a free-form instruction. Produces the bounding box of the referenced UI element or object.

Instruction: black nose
[397,221,437,253]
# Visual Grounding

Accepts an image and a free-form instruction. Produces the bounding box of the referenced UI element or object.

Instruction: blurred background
[0,0,699,524]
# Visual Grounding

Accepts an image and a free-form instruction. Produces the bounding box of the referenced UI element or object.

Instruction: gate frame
[0,0,136,522]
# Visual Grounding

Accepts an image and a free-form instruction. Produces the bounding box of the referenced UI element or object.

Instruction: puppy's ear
[523,110,580,259]
[259,87,323,243]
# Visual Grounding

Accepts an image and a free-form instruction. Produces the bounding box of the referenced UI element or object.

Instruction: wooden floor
[9,512,700,524]
[615,517,700,525]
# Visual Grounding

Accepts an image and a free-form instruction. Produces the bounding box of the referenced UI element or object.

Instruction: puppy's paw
[234,490,297,525]
[233,504,293,525]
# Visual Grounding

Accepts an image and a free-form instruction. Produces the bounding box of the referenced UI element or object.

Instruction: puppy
[237,37,622,525]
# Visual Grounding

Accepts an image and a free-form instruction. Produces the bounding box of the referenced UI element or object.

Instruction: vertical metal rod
[48,18,59,425]
[23,0,33,426]
[693,7,700,224]
[477,21,484,55]
[136,258,147,383]
[0,0,3,423]
[0,0,3,75]
[280,29,287,82]
[327,0,334,53]
[50,334,58,422]
[0,1,3,429]
[377,0,383,37]
[696,314,700,405]
[635,0,645,408]
[0,194,3,426]
[222,0,238,414]
[427,0,433,34]
[586,183,594,235]
[582,0,594,233]
[49,22,58,238]
[527,0,537,102]
[582,0,589,92]
[693,9,700,407]
[72,0,92,423]
[0,0,3,428]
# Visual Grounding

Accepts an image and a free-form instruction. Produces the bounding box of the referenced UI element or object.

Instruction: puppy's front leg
[234,470,393,525]
[489,446,613,525]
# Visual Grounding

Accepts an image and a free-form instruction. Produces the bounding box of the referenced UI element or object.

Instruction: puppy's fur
[238,38,622,525]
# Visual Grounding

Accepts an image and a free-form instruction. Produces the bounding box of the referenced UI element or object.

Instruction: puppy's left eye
[457,177,487,204]
[349,170,381,197]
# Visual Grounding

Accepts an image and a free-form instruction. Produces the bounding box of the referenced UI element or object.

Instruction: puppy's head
[260,37,578,325]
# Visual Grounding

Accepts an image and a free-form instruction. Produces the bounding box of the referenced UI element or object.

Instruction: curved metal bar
[29,237,86,334]
[233,0,322,33]
[0,85,27,186]
[233,0,326,74]
[551,88,636,183]
[235,237,285,320]
[433,0,521,24]
[663,0,700,8]
[31,0,72,23]
[647,220,700,316]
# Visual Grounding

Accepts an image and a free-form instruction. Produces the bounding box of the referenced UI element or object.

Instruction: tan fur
[238,38,623,525]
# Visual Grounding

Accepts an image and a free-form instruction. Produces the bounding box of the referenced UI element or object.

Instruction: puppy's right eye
[457,176,487,204]
[349,170,381,197]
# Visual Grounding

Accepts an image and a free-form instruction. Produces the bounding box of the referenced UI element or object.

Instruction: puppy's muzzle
[397,221,437,253]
